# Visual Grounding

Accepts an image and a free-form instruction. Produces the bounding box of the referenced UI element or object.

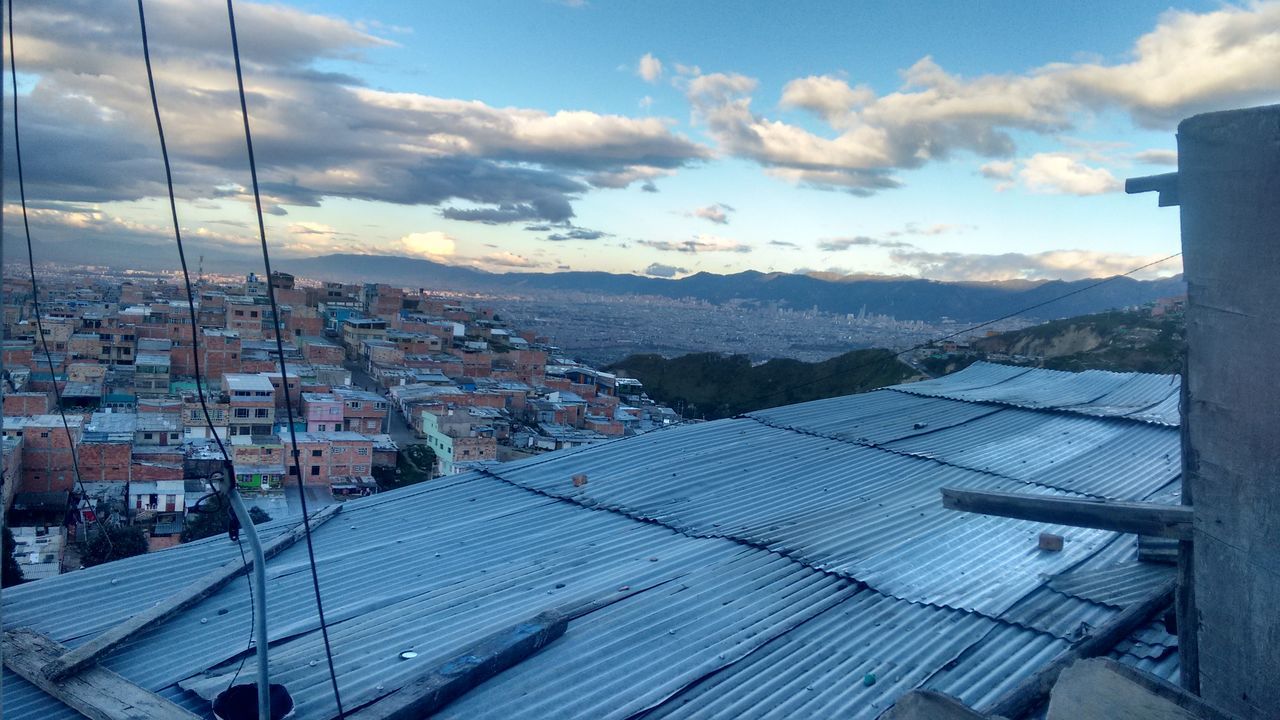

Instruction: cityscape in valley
[0,260,1188,579]
[4,1,1279,719]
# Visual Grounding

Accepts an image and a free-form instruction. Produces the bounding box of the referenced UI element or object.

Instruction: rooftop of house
[0,363,1182,720]
[223,374,275,393]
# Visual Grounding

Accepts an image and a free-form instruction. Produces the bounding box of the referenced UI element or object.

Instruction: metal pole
[226,488,269,720]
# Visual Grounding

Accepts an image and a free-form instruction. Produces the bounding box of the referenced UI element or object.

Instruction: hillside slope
[923,308,1185,375]
[608,349,916,420]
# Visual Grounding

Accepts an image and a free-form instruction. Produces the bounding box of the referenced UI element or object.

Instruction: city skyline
[5,0,1279,281]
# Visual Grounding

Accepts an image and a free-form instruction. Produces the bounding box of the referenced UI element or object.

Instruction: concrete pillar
[1178,104,1280,718]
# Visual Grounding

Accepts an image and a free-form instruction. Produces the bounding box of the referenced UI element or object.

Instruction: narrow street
[344,362,420,447]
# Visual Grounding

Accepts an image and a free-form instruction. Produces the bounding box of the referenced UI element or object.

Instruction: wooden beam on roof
[941,488,1194,540]
[41,502,343,682]
[348,611,567,720]
[4,628,201,720]
[982,578,1176,719]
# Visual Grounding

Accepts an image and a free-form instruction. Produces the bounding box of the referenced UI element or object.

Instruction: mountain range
[282,253,1186,323]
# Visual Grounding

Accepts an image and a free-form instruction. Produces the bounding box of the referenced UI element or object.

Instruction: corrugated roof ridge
[745,410,1109,501]
[888,362,1180,427]
[477,434,1092,642]
[473,464,873,594]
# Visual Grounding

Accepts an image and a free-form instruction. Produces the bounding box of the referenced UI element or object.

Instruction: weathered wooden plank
[941,488,1194,540]
[983,578,1176,719]
[349,611,567,720]
[43,502,342,682]
[4,628,201,720]
[1047,658,1240,720]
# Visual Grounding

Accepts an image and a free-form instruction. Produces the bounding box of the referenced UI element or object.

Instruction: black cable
[135,0,230,465]
[134,0,254,690]
[224,1,344,714]
[6,0,112,558]
[750,252,1183,404]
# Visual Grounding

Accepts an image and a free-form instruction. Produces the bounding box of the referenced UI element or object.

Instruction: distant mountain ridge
[284,253,1186,323]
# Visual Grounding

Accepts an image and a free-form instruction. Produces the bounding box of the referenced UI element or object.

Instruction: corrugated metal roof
[891,362,1181,426]
[644,589,1000,720]
[1,363,1183,720]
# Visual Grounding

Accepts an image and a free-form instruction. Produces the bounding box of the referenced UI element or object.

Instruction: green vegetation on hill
[609,349,916,420]
[929,308,1185,375]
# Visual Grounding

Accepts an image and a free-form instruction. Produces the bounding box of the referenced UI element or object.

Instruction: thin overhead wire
[224,0,344,715]
[6,0,112,557]
[134,0,253,690]
[749,252,1184,404]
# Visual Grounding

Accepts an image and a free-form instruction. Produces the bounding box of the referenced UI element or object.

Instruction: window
[170,433,179,440]
[352,465,366,473]
[311,449,322,457]
[310,466,320,476]
[347,401,362,410]
[144,433,153,440]
[234,310,244,317]
[317,424,326,431]
[254,408,269,418]
[289,466,298,475]
[250,311,259,318]
[234,408,250,418]
[332,447,345,454]
[356,447,368,456]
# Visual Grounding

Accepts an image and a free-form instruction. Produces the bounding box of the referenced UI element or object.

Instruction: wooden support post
[42,503,342,681]
[4,628,202,720]
[348,611,567,720]
[940,488,1194,539]
[982,579,1175,719]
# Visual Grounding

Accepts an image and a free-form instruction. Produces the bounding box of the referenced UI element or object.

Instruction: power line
[224,1,344,715]
[6,0,112,558]
[134,0,253,690]
[750,252,1183,404]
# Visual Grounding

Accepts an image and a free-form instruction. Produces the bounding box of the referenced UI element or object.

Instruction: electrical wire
[748,252,1184,405]
[134,0,254,692]
[6,0,112,558]
[224,1,344,714]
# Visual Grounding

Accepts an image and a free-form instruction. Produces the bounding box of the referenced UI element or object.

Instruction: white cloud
[979,161,1016,180]
[1019,153,1122,195]
[689,203,733,225]
[890,248,1182,281]
[686,2,1280,195]
[643,262,687,277]
[7,1,708,227]
[1134,149,1178,165]
[478,251,541,268]
[638,53,664,83]
[779,75,874,124]
[400,231,457,258]
[639,234,752,253]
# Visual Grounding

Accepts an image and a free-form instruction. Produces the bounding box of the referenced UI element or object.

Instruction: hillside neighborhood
[1,269,678,577]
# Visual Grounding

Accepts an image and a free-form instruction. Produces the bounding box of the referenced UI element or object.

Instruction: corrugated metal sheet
[998,585,1118,640]
[1,363,1183,720]
[1112,619,1180,683]
[923,622,1071,711]
[882,409,1179,500]
[440,551,857,719]
[489,418,1117,616]
[644,589,1000,720]
[891,362,1180,425]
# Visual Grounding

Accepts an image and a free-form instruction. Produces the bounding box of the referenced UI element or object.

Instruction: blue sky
[6,0,1279,280]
